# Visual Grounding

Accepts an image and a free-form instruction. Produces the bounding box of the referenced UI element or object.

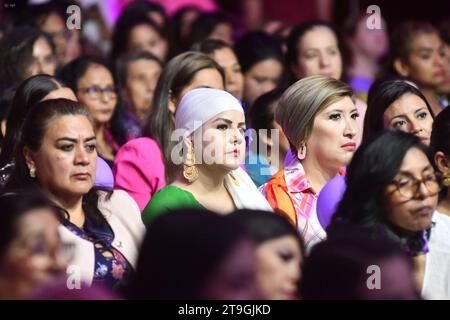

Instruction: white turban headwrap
[175,88,244,135]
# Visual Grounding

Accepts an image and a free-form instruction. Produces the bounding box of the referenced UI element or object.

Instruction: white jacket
[59,190,146,286]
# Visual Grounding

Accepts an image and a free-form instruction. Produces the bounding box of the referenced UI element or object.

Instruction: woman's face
[292,26,342,80]
[244,59,283,107]
[124,58,162,118]
[169,68,225,115]
[383,93,433,145]
[25,115,97,202]
[2,208,67,296]
[29,37,57,77]
[305,96,359,170]
[202,239,262,300]
[400,32,447,89]
[198,110,246,171]
[351,17,388,59]
[384,147,438,232]
[208,23,233,45]
[77,63,117,126]
[39,12,67,65]
[128,24,168,62]
[255,235,302,300]
[212,47,244,100]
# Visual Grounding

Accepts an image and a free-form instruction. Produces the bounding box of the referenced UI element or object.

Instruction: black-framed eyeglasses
[390,173,442,199]
[78,85,117,100]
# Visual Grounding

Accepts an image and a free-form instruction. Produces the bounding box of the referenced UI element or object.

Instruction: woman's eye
[328,49,338,56]
[60,145,74,151]
[393,120,406,129]
[305,53,317,59]
[417,112,428,119]
[419,54,431,60]
[86,144,96,152]
[398,179,411,188]
[30,242,48,256]
[233,67,242,73]
[277,250,294,262]
[217,124,228,130]
[351,112,360,120]
[329,113,341,120]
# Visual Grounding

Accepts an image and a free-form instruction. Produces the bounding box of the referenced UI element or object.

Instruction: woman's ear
[168,90,177,115]
[23,146,36,172]
[434,151,450,174]
[393,58,410,77]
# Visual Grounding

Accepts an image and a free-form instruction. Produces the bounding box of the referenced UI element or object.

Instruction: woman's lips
[412,205,433,217]
[434,69,446,78]
[72,173,91,180]
[341,142,356,151]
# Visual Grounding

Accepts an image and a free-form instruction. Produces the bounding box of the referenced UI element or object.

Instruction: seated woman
[364,79,434,145]
[127,209,262,300]
[142,88,272,225]
[113,52,225,210]
[431,107,450,217]
[260,75,359,251]
[328,130,449,299]
[228,209,304,300]
[115,51,163,139]
[286,21,367,137]
[389,21,448,115]
[301,225,419,300]
[234,31,285,110]
[0,191,68,299]
[192,39,244,100]
[0,74,113,189]
[245,87,289,187]
[4,99,145,290]
[58,56,128,166]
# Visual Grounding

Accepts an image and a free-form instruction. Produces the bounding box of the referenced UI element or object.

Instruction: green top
[142,185,205,226]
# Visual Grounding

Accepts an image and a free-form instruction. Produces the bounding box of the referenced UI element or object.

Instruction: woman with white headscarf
[142,88,272,225]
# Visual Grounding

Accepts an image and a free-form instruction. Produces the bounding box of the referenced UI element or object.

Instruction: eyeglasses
[390,173,442,199]
[78,85,117,100]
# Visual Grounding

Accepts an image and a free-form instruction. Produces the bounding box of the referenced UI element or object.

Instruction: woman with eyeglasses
[328,130,450,299]
[0,191,69,299]
[59,56,128,167]
[4,99,145,291]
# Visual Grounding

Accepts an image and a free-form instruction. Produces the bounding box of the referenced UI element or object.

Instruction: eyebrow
[390,107,427,120]
[326,108,358,113]
[56,136,96,143]
[213,118,246,126]
[398,165,433,175]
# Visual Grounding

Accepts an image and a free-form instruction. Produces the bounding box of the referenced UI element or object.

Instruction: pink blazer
[113,137,167,211]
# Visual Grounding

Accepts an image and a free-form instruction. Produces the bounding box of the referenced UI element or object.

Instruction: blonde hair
[276,75,353,152]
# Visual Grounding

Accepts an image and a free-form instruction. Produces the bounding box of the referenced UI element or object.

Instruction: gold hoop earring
[183,146,198,183]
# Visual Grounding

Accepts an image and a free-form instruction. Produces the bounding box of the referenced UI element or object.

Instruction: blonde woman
[260,75,359,250]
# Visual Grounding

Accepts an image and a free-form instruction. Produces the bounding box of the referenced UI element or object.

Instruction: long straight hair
[142,51,224,182]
